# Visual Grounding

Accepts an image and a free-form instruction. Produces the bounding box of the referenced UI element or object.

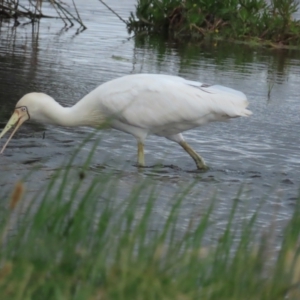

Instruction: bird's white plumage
[74,74,251,141]
[0,73,251,169]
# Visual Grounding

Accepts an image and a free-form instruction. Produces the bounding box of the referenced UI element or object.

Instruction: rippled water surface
[1,0,300,233]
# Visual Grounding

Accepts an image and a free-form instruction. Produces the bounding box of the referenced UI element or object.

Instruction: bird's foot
[135,162,146,168]
[196,162,209,171]
[197,166,209,172]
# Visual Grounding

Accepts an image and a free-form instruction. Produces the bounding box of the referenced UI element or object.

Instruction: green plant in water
[128,0,300,46]
[268,80,275,99]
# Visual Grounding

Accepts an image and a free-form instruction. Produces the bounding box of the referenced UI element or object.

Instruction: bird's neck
[41,100,105,128]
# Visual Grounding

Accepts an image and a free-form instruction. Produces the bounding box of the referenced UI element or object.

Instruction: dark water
[1,0,300,234]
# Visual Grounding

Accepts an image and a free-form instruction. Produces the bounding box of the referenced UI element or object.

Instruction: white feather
[76,74,251,140]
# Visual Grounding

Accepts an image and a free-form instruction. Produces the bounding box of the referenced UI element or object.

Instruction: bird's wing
[93,74,251,132]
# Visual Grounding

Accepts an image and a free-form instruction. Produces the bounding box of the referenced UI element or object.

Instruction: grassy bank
[1,146,300,299]
[127,0,300,47]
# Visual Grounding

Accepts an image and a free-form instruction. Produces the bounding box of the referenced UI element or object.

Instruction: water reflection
[0,0,300,234]
[134,35,300,85]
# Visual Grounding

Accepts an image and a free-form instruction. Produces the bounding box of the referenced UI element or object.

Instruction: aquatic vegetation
[0,0,86,29]
[1,144,300,299]
[268,80,275,99]
[128,0,300,47]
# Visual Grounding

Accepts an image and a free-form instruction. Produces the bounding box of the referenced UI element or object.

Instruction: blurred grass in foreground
[0,141,300,300]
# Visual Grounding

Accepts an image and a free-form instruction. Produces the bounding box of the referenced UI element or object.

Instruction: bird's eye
[21,107,27,112]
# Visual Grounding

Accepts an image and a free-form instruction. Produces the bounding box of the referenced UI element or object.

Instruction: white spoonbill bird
[0,74,251,169]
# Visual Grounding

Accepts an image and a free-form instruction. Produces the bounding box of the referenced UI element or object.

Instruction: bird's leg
[179,141,208,170]
[137,141,145,167]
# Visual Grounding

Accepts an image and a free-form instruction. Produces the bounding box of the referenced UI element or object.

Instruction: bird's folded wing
[99,78,251,131]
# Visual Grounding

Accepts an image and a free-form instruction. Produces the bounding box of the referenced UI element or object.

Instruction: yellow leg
[179,141,208,170]
[137,141,145,167]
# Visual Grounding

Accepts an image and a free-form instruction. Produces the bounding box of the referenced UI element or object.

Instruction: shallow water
[0,0,300,235]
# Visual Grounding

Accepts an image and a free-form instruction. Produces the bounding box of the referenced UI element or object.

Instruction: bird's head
[0,93,53,153]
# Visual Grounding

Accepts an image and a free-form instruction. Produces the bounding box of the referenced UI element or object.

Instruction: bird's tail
[239,108,252,117]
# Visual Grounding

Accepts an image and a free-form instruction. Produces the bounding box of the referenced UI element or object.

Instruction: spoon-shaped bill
[0,109,29,154]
